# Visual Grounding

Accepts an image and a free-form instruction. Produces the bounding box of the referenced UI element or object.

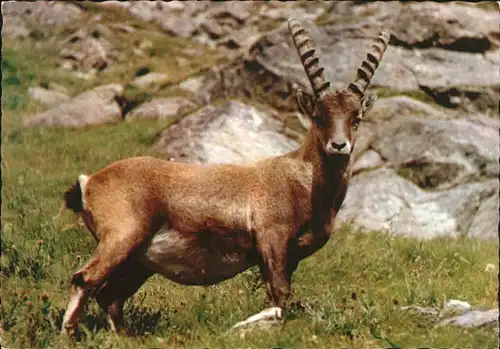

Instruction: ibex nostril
[332,142,346,150]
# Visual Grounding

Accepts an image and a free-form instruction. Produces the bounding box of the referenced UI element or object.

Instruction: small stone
[444,300,472,313]
[179,76,205,93]
[485,264,495,272]
[131,72,169,89]
[24,84,123,128]
[438,309,499,328]
[126,98,196,122]
[400,305,439,316]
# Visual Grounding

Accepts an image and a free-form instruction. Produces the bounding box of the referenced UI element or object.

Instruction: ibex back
[61,18,390,335]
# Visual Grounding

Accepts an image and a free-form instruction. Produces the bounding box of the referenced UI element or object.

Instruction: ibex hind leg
[61,225,151,335]
[94,260,154,334]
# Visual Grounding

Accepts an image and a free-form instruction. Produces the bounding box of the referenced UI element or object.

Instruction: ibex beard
[60,18,390,336]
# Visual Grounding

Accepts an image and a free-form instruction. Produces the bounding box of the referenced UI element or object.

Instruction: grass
[373,87,437,105]
[1,5,499,349]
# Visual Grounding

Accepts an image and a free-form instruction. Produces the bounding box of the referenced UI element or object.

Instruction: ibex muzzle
[326,119,351,156]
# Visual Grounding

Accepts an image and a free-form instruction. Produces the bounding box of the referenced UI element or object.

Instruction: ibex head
[288,18,390,156]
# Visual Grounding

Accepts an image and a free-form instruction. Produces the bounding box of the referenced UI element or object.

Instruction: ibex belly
[142,225,255,286]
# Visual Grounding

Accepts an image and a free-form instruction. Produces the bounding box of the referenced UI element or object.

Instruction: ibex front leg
[232,227,293,330]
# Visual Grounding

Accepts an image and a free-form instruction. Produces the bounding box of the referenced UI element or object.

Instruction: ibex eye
[352,117,361,129]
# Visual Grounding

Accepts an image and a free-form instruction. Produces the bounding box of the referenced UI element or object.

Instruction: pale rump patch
[78,174,89,207]
[231,307,283,330]
[61,286,87,333]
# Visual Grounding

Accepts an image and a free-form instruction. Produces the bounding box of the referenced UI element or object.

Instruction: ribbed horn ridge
[288,18,330,98]
[348,30,391,98]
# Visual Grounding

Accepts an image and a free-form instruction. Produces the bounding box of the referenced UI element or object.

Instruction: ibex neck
[291,124,352,230]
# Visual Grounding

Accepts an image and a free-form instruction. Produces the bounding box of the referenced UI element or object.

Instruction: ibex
[61,18,390,335]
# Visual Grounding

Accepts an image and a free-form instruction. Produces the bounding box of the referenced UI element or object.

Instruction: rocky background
[4,1,499,239]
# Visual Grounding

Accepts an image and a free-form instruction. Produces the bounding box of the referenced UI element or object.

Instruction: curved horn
[288,18,330,98]
[349,30,391,98]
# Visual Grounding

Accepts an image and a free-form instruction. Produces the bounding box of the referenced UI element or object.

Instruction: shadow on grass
[49,303,166,340]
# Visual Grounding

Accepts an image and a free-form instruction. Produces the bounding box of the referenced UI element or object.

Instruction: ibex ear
[361,93,377,114]
[296,89,315,117]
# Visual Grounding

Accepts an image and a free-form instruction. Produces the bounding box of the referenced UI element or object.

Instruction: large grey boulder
[153,101,297,164]
[28,86,70,108]
[371,116,499,189]
[249,22,499,103]
[337,168,498,239]
[387,2,499,52]
[126,98,196,122]
[24,84,124,128]
[344,97,499,239]
[320,2,499,52]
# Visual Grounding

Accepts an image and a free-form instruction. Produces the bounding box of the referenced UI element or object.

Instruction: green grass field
[1,16,499,349]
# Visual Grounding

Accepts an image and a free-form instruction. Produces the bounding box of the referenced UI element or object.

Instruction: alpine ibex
[61,18,390,335]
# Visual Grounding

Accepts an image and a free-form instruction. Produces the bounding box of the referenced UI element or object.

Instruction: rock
[60,33,110,72]
[438,309,499,328]
[126,98,196,122]
[1,1,83,29]
[260,3,325,22]
[318,2,499,52]
[402,300,498,328]
[97,1,207,38]
[351,149,383,174]
[371,115,499,189]
[401,48,500,110]
[60,48,86,63]
[153,101,297,164]
[28,86,70,107]
[200,19,225,39]
[247,22,419,95]
[444,300,472,313]
[131,72,170,89]
[2,1,85,40]
[367,96,451,123]
[163,1,185,11]
[387,2,500,52]
[218,2,252,23]
[467,192,500,239]
[95,1,258,49]
[72,70,98,81]
[179,76,205,94]
[353,96,499,177]
[1,15,30,39]
[219,26,261,49]
[400,305,439,316]
[24,84,124,128]
[157,15,200,38]
[197,19,499,111]
[337,168,498,239]
[113,23,136,33]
